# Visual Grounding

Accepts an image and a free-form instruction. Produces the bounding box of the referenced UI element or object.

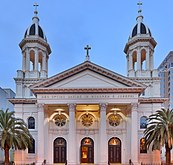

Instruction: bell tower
[15,3,51,98]
[124,2,160,97]
[124,2,157,78]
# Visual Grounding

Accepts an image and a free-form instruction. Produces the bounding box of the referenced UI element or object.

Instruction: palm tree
[144,108,173,165]
[0,109,33,165]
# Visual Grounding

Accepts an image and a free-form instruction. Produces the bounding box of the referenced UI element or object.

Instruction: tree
[0,109,33,165]
[144,108,173,165]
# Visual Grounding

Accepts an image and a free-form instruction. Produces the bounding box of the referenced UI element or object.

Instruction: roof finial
[137,1,142,15]
[136,1,143,22]
[84,45,91,61]
[32,2,39,23]
[34,2,39,16]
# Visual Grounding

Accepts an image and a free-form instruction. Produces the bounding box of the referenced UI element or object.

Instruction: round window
[108,114,122,127]
[81,114,94,127]
[54,114,67,127]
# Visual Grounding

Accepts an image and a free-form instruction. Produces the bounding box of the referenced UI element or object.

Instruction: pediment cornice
[31,61,145,89]
[32,87,144,94]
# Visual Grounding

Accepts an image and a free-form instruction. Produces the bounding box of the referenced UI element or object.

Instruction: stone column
[137,49,141,70]
[150,52,154,70]
[131,103,139,165]
[68,104,76,165]
[146,48,150,70]
[40,51,47,78]
[22,51,26,71]
[37,104,45,165]
[129,52,133,70]
[99,103,108,165]
[42,52,46,71]
[34,48,38,71]
[127,56,129,73]
[26,48,30,71]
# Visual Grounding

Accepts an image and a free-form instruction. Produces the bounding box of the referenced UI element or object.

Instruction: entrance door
[108,137,121,163]
[54,137,66,163]
[81,137,94,163]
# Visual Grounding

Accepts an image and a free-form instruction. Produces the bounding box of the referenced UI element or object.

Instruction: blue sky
[0,1,173,91]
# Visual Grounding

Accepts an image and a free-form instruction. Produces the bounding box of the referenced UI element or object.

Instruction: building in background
[0,88,15,111]
[9,4,166,165]
[158,51,173,109]
[0,88,15,163]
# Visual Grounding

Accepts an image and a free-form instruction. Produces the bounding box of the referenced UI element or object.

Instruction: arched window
[108,137,121,163]
[28,117,35,129]
[140,138,147,153]
[81,137,94,163]
[140,116,147,129]
[132,51,137,71]
[141,49,146,70]
[28,138,35,154]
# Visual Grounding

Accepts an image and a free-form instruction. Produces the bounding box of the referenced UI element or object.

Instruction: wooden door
[54,137,66,163]
[108,137,121,163]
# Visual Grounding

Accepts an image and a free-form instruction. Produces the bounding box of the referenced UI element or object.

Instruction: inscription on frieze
[38,94,137,100]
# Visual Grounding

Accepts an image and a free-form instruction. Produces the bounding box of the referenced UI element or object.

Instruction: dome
[130,15,152,38]
[24,15,47,42]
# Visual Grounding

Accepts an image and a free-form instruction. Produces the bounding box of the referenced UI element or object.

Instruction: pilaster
[131,103,139,165]
[99,103,108,165]
[36,103,45,165]
[68,104,77,165]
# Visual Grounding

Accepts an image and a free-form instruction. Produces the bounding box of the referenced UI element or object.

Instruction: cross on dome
[34,2,39,16]
[137,1,142,14]
[84,45,91,61]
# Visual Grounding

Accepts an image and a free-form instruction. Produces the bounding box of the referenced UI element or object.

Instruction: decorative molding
[124,37,157,53]
[76,129,99,135]
[139,97,167,103]
[9,98,37,104]
[32,87,144,94]
[106,128,126,135]
[19,38,51,54]
[49,128,69,135]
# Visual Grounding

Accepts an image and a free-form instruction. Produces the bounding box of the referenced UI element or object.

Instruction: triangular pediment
[49,70,128,88]
[31,61,145,93]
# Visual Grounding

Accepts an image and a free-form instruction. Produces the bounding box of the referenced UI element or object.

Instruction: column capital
[131,103,138,110]
[36,103,45,112]
[100,103,107,112]
[68,103,76,112]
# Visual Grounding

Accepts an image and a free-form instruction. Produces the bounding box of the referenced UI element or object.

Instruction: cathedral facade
[10,6,165,165]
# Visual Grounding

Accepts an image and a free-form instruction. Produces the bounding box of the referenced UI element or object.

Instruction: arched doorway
[54,137,66,163]
[81,137,94,163]
[108,137,121,163]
